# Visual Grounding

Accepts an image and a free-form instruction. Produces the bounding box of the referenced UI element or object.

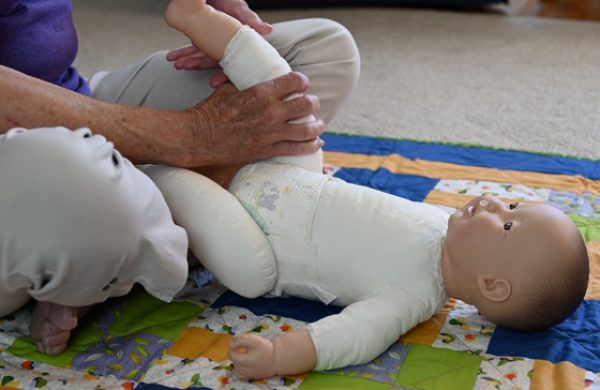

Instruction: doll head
[442,196,588,331]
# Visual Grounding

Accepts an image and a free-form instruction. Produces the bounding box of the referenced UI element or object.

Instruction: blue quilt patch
[487,300,600,372]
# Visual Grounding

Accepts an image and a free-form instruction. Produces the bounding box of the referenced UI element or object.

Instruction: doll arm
[228,293,427,379]
[308,293,427,371]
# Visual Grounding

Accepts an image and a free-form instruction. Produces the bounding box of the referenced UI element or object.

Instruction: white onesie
[230,162,449,370]
[222,26,449,369]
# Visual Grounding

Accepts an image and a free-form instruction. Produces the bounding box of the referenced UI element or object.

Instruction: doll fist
[228,334,277,379]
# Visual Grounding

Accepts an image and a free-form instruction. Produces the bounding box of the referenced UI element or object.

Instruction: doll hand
[228,334,277,380]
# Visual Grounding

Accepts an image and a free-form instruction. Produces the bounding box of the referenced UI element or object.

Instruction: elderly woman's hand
[174,71,324,167]
[0,65,321,169]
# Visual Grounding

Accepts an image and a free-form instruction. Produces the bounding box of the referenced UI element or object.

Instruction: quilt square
[395,344,481,390]
[487,300,600,372]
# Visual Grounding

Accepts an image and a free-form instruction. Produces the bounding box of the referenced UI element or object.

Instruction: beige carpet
[73,1,600,159]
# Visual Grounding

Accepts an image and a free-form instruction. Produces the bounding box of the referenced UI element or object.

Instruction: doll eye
[504,222,513,231]
[509,203,518,210]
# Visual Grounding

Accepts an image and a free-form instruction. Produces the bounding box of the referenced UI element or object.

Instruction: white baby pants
[0,127,188,316]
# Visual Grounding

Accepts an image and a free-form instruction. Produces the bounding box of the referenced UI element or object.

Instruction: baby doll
[154,0,589,380]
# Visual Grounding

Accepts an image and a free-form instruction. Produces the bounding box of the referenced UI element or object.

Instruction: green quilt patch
[6,290,202,368]
[396,344,481,390]
[299,371,390,390]
[568,213,600,242]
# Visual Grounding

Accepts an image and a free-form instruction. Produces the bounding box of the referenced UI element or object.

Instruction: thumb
[236,5,272,35]
[250,19,273,35]
[229,338,247,352]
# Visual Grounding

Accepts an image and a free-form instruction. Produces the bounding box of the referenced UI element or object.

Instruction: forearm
[0,65,198,166]
[271,329,317,376]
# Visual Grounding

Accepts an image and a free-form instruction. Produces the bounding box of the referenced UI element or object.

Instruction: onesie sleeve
[306,293,428,371]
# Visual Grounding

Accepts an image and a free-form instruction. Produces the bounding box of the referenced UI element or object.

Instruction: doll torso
[229,161,450,316]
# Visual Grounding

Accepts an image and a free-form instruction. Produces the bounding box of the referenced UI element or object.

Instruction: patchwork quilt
[1,132,600,389]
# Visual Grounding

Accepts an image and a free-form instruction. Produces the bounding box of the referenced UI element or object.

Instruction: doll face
[445,196,574,278]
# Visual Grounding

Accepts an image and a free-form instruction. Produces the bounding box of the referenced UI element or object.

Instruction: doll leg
[218,25,322,173]
[265,19,360,125]
[216,18,359,172]
[142,165,277,298]
[162,1,324,172]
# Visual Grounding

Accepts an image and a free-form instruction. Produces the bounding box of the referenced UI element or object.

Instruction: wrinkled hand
[180,71,324,167]
[229,334,277,379]
[166,0,272,87]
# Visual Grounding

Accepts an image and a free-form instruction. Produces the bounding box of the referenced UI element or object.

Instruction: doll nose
[478,196,499,212]
[478,197,491,209]
[481,196,506,214]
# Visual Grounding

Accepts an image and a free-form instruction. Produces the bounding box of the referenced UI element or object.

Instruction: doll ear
[476,276,511,303]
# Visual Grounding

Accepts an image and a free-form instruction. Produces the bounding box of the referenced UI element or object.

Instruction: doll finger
[236,2,272,35]
[229,336,251,350]
[247,17,273,36]
[228,348,253,364]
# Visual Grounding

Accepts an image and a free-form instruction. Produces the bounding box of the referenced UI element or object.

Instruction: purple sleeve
[0,0,22,16]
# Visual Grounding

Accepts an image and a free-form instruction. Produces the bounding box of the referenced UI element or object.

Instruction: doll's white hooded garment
[229,161,449,370]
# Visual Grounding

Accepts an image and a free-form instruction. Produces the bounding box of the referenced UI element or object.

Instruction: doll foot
[30,302,90,355]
